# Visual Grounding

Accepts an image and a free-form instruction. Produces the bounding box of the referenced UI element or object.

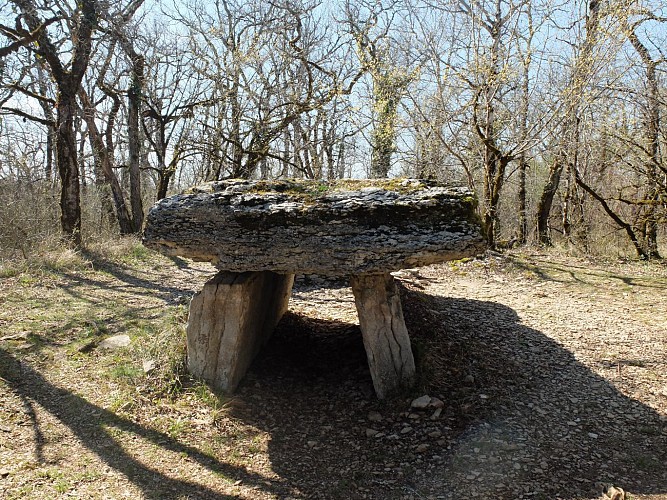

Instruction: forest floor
[0,245,666,500]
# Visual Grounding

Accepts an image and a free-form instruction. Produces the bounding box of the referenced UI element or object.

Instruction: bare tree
[78,85,135,234]
[343,0,416,178]
[174,0,358,181]
[623,7,665,258]
[407,0,547,248]
[8,0,98,246]
[140,28,209,199]
[570,2,667,259]
[110,0,147,230]
[535,0,603,245]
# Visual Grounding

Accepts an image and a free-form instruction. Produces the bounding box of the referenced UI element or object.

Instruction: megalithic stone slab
[186,270,294,393]
[144,178,486,399]
[350,273,416,399]
[142,178,486,275]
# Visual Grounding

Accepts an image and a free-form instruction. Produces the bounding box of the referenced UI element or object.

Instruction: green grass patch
[189,380,226,409]
[167,419,189,439]
[107,362,144,382]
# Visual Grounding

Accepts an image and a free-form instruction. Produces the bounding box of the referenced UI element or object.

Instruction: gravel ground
[1,250,666,499]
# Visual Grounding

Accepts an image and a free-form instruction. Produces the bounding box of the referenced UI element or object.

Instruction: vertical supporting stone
[350,272,416,399]
[186,270,294,393]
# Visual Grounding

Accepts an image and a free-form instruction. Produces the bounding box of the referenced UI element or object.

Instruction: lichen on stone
[144,178,486,275]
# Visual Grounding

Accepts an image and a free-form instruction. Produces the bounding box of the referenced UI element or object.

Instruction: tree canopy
[1,0,666,257]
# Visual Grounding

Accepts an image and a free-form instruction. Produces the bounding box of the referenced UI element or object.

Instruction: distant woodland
[1,0,666,258]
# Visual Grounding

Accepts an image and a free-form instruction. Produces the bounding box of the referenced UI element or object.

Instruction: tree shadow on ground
[10,258,212,355]
[48,249,214,308]
[56,268,196,307]
[9,269,193,356]
[231,285,667,500]
[4,267,665,499]
[0,348,288,499]
[505,253,667,290]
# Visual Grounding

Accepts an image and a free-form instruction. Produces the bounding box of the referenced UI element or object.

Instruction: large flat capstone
[142,178,485,275]
[143,178,486,399]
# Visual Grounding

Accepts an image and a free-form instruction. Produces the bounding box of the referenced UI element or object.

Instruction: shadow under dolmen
[227,283,667,499]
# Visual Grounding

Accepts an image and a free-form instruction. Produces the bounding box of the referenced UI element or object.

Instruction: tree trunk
[628,27,662,259]
[14,0,98,247]
[230,71,244,178]
[516,5,533,246]
[56,91,82,246]
[536,160,563,245]
[370,86,397,179]
[45,126,55,182]
[35,61,55,182]
[79,89,134,234]
[127,52,144,232]
[93,160,115,228]
[562,165,573,240]
[156,172,171,201]
[281,127,291,178]
[337,140,346,178]
[517,156,528,244]
[77,114,87,190]
[476,4,507,251]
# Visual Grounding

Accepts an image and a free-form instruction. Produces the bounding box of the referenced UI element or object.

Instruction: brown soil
[1,250,666,499]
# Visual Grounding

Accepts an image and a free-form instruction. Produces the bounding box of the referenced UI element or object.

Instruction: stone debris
[411,395,445,410]
[430,397,445,409]
[97,334,131,349]
[367,411,383,422]
[142,359,156,374]
[411,395,432,409]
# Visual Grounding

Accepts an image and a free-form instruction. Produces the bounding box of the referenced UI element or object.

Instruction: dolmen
[143,178,486,399]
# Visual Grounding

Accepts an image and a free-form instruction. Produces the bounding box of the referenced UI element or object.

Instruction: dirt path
[0,250,666,499]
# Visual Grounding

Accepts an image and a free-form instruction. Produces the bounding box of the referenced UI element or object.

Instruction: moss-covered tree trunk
[370,80,402,178]
[628,25,662,259]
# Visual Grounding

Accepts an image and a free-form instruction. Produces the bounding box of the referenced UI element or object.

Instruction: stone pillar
[350,272,416,399]
[186,270,295,393]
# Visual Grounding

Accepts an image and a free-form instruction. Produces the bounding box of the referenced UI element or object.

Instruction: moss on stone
[210,178,442,199]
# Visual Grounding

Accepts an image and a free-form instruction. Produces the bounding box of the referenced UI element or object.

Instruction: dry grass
[1,226,666,499]
[0,181,153,277]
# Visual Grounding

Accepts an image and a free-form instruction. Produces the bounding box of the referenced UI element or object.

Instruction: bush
[0,180,150,273]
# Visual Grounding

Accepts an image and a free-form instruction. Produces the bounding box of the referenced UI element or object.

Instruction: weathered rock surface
[186,271,294,393]
[351,272,416,399]
[98,334,131,349]
[142,178,485,275]
[143,178,486,399]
